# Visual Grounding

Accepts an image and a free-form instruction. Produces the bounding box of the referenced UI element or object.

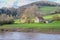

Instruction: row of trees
[0,7,17,18]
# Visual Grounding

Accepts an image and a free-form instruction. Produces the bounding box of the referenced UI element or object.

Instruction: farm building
[35,16,44,23]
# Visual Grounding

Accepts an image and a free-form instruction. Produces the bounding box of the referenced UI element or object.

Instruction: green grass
[40,6,60,14]
[40,7,55,13]
[0,21,60,29]
[14,19,20,23]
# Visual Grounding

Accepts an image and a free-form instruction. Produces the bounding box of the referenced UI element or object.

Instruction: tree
[23,5,40,19]
[21,5,40,23]
[17,7,26,18]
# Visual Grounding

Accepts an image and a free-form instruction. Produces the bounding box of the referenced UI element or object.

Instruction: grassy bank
[0,21,60,29]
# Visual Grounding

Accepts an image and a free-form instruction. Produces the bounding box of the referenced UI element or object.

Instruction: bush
[0,14,14,25]
[31,19,35,23]
[52,15,60,21]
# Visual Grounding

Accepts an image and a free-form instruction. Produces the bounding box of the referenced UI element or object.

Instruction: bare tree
[23,5,40,19]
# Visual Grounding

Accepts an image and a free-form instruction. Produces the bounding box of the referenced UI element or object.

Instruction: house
[35,16,44,23]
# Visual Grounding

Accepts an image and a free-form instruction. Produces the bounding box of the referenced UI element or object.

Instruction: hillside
[19,1,60,16]
[20,1,60,8]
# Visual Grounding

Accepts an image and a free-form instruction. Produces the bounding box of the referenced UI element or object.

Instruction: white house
[35,16,44,23]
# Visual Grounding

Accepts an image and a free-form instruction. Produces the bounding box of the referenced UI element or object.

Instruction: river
[0,32,60,40]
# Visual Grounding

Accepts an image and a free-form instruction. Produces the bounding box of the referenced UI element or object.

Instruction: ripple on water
[0,32,60,40]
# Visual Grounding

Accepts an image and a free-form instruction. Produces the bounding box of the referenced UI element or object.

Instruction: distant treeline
[0,7,17,16]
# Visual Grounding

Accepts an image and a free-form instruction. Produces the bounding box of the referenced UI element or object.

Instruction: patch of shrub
[0,14,14,25]
[52,15,60,21]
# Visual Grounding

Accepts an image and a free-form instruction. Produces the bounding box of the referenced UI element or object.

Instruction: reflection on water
[0,32,60,40]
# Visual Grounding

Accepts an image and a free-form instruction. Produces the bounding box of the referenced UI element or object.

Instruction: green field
[40,6,60,14]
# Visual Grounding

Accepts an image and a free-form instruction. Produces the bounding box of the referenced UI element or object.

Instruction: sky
[0,0,60,8]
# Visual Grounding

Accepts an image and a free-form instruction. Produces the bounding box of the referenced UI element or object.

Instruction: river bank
[0,28,60,34]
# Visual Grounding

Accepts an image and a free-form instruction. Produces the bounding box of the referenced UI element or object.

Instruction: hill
[19,1,60,17]
[20,1,60,8]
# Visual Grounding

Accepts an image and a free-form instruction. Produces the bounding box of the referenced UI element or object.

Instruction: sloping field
[40,6,58,14]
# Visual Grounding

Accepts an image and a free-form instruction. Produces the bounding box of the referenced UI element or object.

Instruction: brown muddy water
[0,32,60,40]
